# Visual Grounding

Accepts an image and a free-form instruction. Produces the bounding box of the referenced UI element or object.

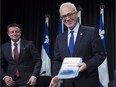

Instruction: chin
[67,26,74,29]
[66,24,75,29]
[12,39,19,42]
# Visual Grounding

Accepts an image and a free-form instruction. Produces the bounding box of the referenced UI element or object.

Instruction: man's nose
[13,32,17,34]
[65,16,70,20]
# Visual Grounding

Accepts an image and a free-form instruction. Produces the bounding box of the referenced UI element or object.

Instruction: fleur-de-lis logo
[99,29,105,40]
[44,35,49,44]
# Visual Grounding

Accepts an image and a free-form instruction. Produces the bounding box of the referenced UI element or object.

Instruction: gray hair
[59,2,77,13]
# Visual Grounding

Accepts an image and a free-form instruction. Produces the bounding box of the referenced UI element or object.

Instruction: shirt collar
[11,39,21,46]
[68,23,80,34]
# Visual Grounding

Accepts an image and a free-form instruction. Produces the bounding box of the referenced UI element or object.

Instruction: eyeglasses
[60,12,76,20]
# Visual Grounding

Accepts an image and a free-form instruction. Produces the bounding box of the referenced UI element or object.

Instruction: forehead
[8,27,20,31]
[60,5,74,15]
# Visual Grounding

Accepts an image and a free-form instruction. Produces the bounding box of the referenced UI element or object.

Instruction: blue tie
[69,31,74,56]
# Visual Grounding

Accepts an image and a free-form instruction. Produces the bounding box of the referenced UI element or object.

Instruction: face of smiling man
[60,3,78,30]
[7,26,21,42]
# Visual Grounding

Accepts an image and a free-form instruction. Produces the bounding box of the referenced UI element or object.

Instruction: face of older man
[60,5,78,30]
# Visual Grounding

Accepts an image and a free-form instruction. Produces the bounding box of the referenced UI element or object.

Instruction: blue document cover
[58,57,82,79]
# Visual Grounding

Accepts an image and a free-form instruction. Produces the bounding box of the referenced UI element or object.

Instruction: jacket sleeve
[29,41,42,77]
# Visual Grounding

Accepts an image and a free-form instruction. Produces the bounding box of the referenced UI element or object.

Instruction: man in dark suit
[49,2,106,87]
[1,23,42,87]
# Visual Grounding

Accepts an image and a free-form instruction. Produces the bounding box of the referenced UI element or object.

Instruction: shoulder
[80,25,98,34]
[57,30,68,38]
[21,39,34,46]
[1,41,11,48]
[80,25,96,31]
[21,39,32,43]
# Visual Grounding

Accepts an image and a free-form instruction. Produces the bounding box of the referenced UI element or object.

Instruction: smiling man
[49,2,106,87]
[1,23,42,87]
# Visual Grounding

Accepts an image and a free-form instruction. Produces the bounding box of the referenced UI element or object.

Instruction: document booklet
[58,57,82,79]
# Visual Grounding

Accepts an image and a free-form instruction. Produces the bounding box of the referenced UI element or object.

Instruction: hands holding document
[77,62,87,72]
[58,57,82,79]
[49,76,59,87]
[49,57,87,87]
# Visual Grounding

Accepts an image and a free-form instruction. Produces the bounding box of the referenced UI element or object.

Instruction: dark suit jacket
[1,39,42,83]
[53,25,106,87]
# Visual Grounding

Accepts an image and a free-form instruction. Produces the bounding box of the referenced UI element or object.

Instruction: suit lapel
[73,25,85,56]
[18,40,25,63]
[7,42,14,61]
[63,30,71,56]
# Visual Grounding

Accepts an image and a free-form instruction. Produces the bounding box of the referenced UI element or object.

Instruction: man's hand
[27,76,37,86]
[77,62,87,72]
[49,75,59,87]
[3,76,15,86]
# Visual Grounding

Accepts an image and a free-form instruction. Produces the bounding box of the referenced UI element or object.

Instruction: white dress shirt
[68,23,80,46]
[11,39,21,59]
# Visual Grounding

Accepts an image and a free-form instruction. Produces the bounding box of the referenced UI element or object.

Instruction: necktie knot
[70,31,74,34]
[14,43,17,47]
